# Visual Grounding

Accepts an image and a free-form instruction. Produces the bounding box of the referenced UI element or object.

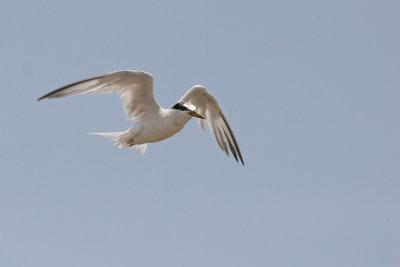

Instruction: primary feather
[38,71,160,121]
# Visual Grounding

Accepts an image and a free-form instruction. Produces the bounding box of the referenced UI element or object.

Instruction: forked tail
[90,131,148,155]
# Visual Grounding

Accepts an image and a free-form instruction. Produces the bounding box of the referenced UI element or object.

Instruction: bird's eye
[172,102,190,111]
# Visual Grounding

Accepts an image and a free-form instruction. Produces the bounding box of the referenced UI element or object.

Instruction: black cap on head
[171,102,195,112]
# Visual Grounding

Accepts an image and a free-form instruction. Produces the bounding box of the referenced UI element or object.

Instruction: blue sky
[1,1,399,266]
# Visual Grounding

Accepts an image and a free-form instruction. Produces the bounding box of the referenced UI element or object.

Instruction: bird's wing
[179,85,244,165]
[38,70,161,121]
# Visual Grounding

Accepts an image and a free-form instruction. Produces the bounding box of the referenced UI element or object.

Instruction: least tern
[38,70,244,165]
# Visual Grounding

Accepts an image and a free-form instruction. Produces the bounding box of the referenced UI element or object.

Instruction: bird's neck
[164,109,191,127]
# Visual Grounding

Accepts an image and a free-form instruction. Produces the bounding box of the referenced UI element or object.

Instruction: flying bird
[38,70,244,165]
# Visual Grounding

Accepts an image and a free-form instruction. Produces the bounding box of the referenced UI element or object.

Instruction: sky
[0,0,399,266]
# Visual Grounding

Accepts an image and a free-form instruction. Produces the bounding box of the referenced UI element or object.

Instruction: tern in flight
[38,70,244,165]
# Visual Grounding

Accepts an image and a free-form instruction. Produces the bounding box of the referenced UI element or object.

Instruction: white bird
[38,70,244,165]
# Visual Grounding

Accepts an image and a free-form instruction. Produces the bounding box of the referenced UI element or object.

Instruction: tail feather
[90,131,148,155]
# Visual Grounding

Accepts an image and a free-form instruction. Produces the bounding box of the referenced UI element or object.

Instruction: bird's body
[38,70,244,164]
[131,109,191,144]
[98,109,191,149]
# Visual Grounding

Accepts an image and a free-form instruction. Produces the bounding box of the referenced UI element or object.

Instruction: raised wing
[38,70,161,121]
[179,86,244,165]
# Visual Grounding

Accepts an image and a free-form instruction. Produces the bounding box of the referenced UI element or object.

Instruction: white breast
[129,109,191,144]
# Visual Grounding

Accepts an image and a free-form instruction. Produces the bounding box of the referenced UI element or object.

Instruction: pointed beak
[188,111,205,119]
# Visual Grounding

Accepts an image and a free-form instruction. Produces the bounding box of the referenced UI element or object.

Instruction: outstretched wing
[179,85,244,165]
[38,70,161,121]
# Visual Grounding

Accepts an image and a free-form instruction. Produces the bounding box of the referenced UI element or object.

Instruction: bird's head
[171,102,205,119]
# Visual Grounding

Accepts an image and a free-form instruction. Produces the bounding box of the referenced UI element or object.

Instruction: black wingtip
[219,111,245,166]
[37,92,52,101]
[233,154,245,166]
[237,155,244,165]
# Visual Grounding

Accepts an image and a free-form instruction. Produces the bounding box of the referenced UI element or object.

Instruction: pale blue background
[1,1,399,266]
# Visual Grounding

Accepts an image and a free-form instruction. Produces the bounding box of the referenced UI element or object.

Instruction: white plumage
[38,70,244,164]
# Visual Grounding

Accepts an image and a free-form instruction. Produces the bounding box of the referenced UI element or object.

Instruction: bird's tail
[90,131,148,155]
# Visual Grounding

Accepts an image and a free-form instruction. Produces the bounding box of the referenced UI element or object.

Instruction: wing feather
[38,70,161,121]
[209,114,229,155]
[179,85,244,165]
